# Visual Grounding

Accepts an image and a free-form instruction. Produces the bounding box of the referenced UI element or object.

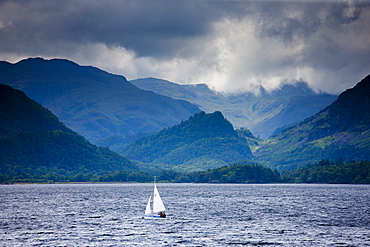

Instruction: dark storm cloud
[0,0,248,58]
[0,0,369,94]
[250,1,370,70]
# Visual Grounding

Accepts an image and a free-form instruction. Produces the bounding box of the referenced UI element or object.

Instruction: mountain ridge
[131,77,337,138]
[0,58,200,142]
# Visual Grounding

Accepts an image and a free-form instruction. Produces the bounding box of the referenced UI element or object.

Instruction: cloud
[0,0,369,94]
[157,1,370,94]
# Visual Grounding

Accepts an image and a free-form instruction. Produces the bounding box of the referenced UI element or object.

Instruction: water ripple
[0,183,369,246]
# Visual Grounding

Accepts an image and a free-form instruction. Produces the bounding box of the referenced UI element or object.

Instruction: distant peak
[12,57,125,80]
[19,57,46,62]
[191,111,224,120]
[16,57,79,66]
[133,77,177,84]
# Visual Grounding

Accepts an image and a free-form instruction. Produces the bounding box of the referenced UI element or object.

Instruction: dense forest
[282,159,370,184]
[0,163,281,184]
[120,111,254,171]
[0,134,138,184]
[173,163,281,183]
[3,160,369,184]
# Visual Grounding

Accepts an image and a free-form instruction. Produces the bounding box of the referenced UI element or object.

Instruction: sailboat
[144,177,166,218]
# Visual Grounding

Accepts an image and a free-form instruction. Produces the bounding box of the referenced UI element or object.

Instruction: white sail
[153,184,166,213]
[145,196,152,215]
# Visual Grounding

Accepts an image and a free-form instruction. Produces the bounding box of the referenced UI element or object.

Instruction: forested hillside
[120,111,255,172]
[282,160,370,184]
[254,74,370,171]
[174,163,281,183]
[0,84,138,183]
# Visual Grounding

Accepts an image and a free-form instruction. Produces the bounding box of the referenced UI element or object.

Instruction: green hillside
[120,111,255,172]
[282,160,370,184]
[0,84,72,135]
[254,74,370,171]
[0,58,200,143]
[0,84,138,183]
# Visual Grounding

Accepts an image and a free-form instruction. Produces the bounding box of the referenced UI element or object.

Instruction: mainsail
[153,184,166,213]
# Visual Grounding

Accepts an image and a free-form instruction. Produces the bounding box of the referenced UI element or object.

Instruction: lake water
[0,183,369,246]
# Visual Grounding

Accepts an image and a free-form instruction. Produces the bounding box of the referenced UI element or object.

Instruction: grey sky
[0,0,369,94]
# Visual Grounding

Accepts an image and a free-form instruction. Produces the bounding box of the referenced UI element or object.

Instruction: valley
[0,58,369,184]
[131,78,337,139]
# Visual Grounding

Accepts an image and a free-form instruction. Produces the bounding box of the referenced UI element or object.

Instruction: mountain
[0,84,138,183]
[131,78,337,138]
[254,74,370,171]
[0,58,200,143]
[120,111,254,172]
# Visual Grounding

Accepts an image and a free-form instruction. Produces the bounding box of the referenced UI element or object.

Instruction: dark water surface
[1,183,369,246]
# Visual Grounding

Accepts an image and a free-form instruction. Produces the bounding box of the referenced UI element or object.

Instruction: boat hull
[144,215,166,219]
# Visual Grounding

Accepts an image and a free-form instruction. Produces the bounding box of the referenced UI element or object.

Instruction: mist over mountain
[131,78,337,138]
[0,84,138,183]
[120,111,254,172]
[0,58,200,143]
[254,74,370,171]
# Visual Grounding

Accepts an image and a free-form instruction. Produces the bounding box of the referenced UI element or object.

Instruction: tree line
[1,160,369,184]
[282,159,370,184]
[0,163,279,184]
